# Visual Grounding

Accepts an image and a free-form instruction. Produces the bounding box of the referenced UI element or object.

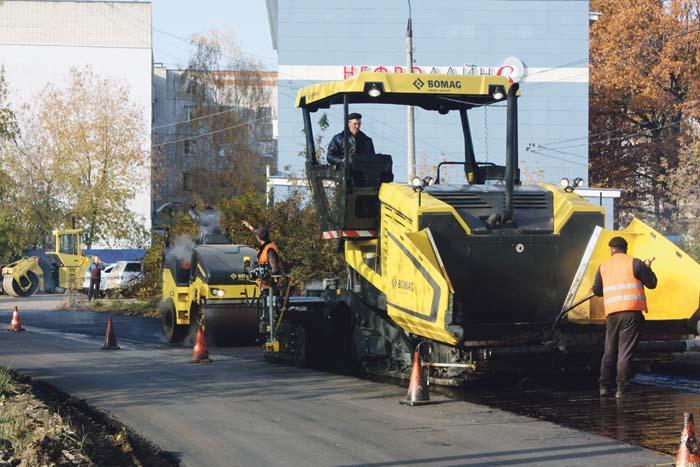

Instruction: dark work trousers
[88,277,101,301]
[600,310,644,387]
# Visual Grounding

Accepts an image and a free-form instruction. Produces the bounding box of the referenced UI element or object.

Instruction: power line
[152,115,270,148]
[152,107,241,131]
[528,150,588,167]
[539,113,694,151]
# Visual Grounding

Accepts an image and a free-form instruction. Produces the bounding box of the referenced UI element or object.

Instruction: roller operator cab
[160,233,260,346]
[270,71,700,382]
[2,229,90,297]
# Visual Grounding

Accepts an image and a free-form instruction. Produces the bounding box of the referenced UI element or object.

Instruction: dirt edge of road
[0,367,178,466]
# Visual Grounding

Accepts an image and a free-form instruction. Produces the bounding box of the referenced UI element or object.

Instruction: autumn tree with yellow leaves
[589,0,700,231]
[3,67,149,248]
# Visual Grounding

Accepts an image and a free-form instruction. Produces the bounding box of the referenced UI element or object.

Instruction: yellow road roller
[2,228,90,297]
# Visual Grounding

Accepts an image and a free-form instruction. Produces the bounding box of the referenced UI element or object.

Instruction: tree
[589,0,700,231]
[670,137,700,259]
[3,67,149,248]
[219,192,344,289]
[0,67,26,261]
[153,30,273,208]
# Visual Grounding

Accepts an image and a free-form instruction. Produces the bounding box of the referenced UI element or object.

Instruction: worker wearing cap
[592,236,657,398]
[241,220,284,291]
[327,112,376,164]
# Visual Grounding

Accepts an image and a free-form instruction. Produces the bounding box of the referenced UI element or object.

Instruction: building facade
[151,65,278,212]
[0,0,153,236]
[266,0,591,186]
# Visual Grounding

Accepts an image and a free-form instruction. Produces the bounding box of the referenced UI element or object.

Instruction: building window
[256,107,273,141]
[183,173,191,191]
[184,139,191,155]
[184,105,194,122]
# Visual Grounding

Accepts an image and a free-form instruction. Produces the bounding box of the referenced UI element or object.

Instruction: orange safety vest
[258,242,283,289]
[599,253,647,316]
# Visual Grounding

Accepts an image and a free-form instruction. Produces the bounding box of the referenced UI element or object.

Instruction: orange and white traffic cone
[102,317,120,350]
[191,326,211,363]
[8,306,25,332]
[676,413,700,467]
[399,350,434,406]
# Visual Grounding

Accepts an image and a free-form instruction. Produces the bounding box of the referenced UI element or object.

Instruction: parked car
[104,261,143,297]
[81,263,115,296]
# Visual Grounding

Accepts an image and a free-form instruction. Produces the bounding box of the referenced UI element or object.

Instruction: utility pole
[406,0,416,182]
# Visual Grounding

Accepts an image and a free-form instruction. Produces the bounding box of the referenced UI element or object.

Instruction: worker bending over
[593,236,657,399]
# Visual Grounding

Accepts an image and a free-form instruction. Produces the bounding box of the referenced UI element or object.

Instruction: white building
[0,0,153,239]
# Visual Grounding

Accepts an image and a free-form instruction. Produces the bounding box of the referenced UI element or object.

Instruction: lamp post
[406,0,416,182]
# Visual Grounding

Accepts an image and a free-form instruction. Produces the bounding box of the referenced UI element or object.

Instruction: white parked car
[104,261,143,296]
[81,263,115,296]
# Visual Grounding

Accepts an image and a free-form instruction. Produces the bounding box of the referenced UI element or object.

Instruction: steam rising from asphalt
[189,207,223,243]
[165,234,194,263]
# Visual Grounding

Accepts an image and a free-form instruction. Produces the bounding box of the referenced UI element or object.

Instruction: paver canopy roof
[295,72,517,112]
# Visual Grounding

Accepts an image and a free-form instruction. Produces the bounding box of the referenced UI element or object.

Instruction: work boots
[615,383,630,399]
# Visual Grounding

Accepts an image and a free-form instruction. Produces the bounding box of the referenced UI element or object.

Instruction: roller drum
[202,301,258,346]
[2,272,40,297]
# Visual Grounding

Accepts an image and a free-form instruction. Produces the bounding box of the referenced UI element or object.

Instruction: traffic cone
[8,306,25,332]
[101,317,120,350]
[399,351,434,406]
[191,326,211,363]
[676,413,700,467]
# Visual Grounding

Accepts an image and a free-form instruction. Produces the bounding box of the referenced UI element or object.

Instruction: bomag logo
[391,277,415,292]
[427,79,462,89]
[412,77,425,90]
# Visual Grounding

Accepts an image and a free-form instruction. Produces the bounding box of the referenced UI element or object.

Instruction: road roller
[258,71,700,382]
[2,228,90,297]
[160,232,260,346]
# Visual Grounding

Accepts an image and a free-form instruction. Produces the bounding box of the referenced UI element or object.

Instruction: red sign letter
[411,66,423,73]
[344,65,355,79]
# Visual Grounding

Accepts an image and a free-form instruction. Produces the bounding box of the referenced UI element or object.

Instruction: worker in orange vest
[241,220,285,291]
[592,236,657,399]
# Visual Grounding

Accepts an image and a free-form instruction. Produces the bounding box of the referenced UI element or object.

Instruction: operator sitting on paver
[326,112,376,164]
[593,236,657,399]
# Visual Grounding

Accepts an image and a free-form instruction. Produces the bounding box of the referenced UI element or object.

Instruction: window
[59,234,78,255]
[184,139,191,155]
[183,173,191,191]
[184,105,194,122]
[125,263,141,272]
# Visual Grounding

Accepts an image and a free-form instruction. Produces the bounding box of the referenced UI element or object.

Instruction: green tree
[0,67,25,261]
[219,192,345,289]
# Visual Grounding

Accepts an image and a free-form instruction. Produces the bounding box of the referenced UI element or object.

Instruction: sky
[151,0,277,70]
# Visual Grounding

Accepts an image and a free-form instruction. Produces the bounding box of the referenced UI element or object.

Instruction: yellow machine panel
[564,218,700,323]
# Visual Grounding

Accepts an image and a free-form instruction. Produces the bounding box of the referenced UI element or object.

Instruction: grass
[0,366,13,395]
[89,298,160,318]
[0,367,40,455]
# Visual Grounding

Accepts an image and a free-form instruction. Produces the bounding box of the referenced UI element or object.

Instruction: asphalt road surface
[0,295,672,466]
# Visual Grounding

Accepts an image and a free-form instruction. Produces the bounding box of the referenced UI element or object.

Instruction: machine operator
[326,112,376,164]
[592,236,657,399]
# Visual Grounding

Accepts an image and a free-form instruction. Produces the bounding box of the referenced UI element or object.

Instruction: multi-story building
[0,0,153,235]
[151,65,278,211]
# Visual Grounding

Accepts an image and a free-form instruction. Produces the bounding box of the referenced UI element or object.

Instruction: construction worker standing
[241,221,284,291]
[593,236,657,399]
